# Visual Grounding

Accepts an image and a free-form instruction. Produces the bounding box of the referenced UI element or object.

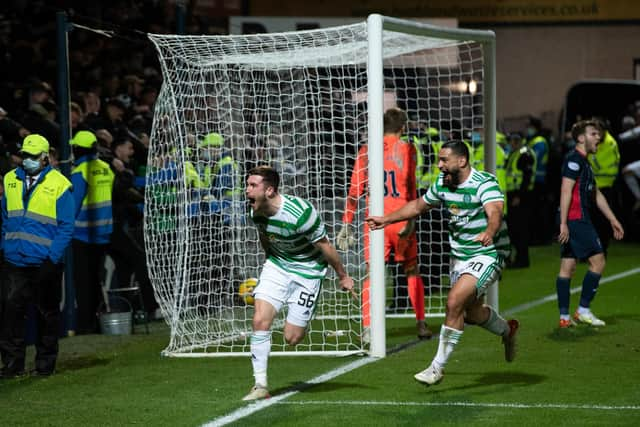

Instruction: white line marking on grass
[277,400,640,411]
[503,266,640,316]
[203,357,376,427]
[205,265,640,426]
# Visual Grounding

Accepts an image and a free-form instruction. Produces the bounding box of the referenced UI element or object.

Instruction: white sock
[250,330,271,387]
[560,314,570,321]
[480,305,509,337]
[624,174,640,200]
[577,306,590,315]
[433,325,463,368]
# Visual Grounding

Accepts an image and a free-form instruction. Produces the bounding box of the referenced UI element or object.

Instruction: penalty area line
[277,400,640,411]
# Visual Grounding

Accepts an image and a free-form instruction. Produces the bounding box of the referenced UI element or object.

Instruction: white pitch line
[203,357,376,427]
[277,400,640,411]
[503,266,640,316]
[205,265,640,426]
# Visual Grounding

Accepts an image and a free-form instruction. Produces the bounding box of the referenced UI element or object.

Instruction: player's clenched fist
[365,215,387,230]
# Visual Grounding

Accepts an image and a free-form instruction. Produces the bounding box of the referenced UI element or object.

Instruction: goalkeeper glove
[336,224,355,251]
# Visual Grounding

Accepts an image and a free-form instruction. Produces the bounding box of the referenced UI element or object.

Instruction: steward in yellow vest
[588,130,619,190]
[0,134,74,376]
[471,133,507,194]
[525,117,549,185]
[403,126,440,192]
[587,126,620,254]
[197,132,241,199]
[69,130,115,334]
[70,131,114,244]
[2,135,74,266]
[505,133,536,268]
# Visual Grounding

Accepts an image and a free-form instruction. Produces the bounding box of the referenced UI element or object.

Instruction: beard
[443,169,461,190]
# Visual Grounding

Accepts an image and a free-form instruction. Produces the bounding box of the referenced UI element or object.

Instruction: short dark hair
[571,119,602,142]
[441,140,470,162]
[248,165,280,192]
[383,108,408,134]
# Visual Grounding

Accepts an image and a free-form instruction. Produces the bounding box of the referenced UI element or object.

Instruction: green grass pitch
[1,242,639,426]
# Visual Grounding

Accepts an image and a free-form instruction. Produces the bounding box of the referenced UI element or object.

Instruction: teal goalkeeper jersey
[251,194,329,279]
[423,168,511,262]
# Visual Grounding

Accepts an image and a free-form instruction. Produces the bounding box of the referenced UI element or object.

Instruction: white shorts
[450,254,502,297]
[254,260,323,327]
[623,159,640,177]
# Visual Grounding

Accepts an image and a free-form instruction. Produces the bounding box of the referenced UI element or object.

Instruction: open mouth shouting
[247,197,257,210]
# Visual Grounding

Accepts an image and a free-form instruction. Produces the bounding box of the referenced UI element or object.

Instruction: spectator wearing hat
[69,130,115,334]
[0,134,74,377]
[197,132,240,200]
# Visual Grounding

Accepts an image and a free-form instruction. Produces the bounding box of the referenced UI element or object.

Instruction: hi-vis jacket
[1,165,74,266]
[588,131,620,189]
[71,154,114,244]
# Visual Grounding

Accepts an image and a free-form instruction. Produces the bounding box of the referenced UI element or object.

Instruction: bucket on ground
[98,295,132,335]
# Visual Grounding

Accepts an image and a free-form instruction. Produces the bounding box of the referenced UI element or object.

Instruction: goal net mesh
[146,21,486,356]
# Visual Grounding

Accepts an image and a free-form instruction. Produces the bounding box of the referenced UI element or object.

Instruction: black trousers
[530,182,552,245]
[507,191,533,266]
[73,239,108,334]
[109,225,158,314]
[0,262,63,373]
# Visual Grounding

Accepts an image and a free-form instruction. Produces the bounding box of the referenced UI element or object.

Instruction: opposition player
[337,107,432,341]
[556,120,624,328]
[243,166,355,401]
[366,140,518,385]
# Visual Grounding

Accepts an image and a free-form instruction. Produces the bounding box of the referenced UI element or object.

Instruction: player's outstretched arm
[366,197,429,231]
[315,237,357,300]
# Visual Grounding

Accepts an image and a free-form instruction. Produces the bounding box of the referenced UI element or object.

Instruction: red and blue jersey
[561,149,596,222]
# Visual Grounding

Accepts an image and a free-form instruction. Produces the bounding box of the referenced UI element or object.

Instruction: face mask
[526,127,536,138]
[23,158,42,175]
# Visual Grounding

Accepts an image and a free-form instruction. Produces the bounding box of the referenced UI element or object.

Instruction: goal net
[146,15,495,357]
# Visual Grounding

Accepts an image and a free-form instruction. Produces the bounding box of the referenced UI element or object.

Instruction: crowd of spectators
[0,3,179,325]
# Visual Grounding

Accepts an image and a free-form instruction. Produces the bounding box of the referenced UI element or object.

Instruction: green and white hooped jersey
[251,194,329,280]
[423,168,511,262]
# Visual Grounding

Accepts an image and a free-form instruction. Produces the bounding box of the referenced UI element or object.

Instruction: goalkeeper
[337,107,432,341]
[243,166,355,401]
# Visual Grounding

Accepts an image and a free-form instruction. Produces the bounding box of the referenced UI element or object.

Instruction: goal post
[367,15,497,355]
[146,15,496,357]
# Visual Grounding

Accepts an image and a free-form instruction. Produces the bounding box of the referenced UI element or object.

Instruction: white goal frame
[146,14,497,358]
[366,15,496,357]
